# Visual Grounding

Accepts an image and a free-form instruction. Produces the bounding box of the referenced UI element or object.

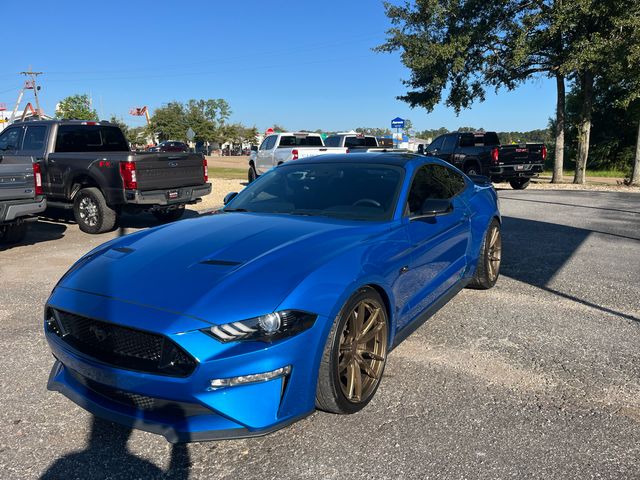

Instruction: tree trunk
[574,70,594,184]
[552,73,565,183]
[631,118,640,186]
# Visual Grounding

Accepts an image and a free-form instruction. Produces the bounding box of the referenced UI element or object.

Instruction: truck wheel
[2,222,28,244]
[468,219,501,290]
[73,187,117,234]
[152,206,185,223]
[248,165,257,183]
[464,163,481,176]
[509,178,530,190]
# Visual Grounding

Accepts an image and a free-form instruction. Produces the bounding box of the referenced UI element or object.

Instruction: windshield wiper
[224,208,249,212]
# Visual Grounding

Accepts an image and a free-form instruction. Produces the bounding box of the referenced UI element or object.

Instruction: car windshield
[225,163,404,221]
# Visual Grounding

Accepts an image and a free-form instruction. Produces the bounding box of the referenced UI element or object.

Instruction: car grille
[46,309,196,377]
[68,369,211,418]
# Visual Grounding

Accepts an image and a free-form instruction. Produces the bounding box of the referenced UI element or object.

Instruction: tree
[55,94,98,120]
[376,1,572,182]
[109,116,130,140]
[355,127,392,137]
[271,124,286,133]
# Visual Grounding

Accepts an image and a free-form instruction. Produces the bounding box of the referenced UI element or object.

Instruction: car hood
[57,212,385,325]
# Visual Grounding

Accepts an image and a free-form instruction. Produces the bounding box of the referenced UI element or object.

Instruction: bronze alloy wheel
[337,299,388,404]
[486,223,502,282]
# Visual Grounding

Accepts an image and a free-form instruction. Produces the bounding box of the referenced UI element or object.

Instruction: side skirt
[391,279,469,350]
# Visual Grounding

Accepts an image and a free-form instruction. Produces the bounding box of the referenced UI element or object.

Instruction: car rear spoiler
[467,174,493,187]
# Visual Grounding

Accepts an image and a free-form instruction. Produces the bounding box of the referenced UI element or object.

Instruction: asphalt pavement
[0,189,639,480]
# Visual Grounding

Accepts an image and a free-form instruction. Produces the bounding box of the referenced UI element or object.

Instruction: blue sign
[391,117,405,129]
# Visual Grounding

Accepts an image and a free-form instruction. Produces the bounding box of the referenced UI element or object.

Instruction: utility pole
[19,69,44,117]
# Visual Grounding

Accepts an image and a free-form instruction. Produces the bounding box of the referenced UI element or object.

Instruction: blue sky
[1,0,556,133]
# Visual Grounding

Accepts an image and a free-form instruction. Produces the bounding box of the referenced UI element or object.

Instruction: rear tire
[509,178,530,190]
[152,205,185,223]
[468,218,501,290]
[316,287,389,414]
[464,163,481,176]
[248,165,257,183]
[1,222,28,244]
[73,187,117,234]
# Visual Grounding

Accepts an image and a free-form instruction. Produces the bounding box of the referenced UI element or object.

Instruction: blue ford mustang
[45,153,501,442]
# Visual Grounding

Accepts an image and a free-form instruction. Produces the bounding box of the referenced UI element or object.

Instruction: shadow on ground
[40,417,191,480]
[500,216,639,322]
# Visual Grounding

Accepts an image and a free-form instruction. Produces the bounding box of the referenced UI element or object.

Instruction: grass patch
[543,169,627,178]
[208,167,246,180]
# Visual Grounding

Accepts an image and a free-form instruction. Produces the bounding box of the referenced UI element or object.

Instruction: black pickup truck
[5,119,211,233]
[425,131,546,189]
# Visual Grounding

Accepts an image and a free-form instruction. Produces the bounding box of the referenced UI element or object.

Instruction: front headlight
[201,310,317,343]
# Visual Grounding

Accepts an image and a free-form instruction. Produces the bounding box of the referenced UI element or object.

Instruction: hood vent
[200,259,242,266]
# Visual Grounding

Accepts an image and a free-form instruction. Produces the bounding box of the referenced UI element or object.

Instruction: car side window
[0,127,23,151]
[22,126,47,152]
[427,136,444,152]
[406,164,463,216]
[258,137,269,151]
[440,135,456,154]
[266,135,278,149]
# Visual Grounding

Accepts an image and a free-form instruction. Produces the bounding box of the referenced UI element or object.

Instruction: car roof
[290,152,425,167]
[11,119,115,126]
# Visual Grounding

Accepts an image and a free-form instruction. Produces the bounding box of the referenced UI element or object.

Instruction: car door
[396,164,471,330]
[425,135,444,157]
[436,134,457,164]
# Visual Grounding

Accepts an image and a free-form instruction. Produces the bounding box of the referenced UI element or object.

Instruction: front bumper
[0,196,46,223]
[44,289,327,443]
[124,183,212,206]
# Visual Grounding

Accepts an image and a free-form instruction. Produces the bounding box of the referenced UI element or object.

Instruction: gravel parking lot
[1,189,639,479]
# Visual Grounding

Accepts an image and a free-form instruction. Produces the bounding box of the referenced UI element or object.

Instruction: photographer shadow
[40,413,191,480]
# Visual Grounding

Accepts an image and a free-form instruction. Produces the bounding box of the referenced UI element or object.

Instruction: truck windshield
[277,136,323,147]
[224,163,404,221]
[55,125,129,153]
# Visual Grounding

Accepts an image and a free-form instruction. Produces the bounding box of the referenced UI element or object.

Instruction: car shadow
[40,415,191,480]
[500,216,639,323]
[0,220,67,251]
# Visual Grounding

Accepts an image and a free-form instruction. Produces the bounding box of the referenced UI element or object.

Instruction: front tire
[152,205,185,223]
[316,287,389,414]
[73,187,117,234]
[468,218,502,290]
[248,165,257,183]
[464,163,481,176]
[509,178,530,189]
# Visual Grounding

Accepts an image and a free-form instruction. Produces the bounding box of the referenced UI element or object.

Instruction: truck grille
[46,309,196,377]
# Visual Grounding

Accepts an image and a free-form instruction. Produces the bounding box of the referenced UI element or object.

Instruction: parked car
[426,131,546,189]
[8,120,211,233]
[249,132,348,182]
[0,126,47,243]
[45,152,501,443]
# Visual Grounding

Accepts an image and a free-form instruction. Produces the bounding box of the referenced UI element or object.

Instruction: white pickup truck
[248,132,347,181]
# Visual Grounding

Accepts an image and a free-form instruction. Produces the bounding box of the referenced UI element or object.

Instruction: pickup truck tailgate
[497,143,545,165]
[0,158,35,201]
[134,153,205,191]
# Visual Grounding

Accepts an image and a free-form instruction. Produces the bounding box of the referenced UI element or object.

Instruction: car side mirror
[412,199,452,220]
[223,192,238,205]
[251,145,258,152]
